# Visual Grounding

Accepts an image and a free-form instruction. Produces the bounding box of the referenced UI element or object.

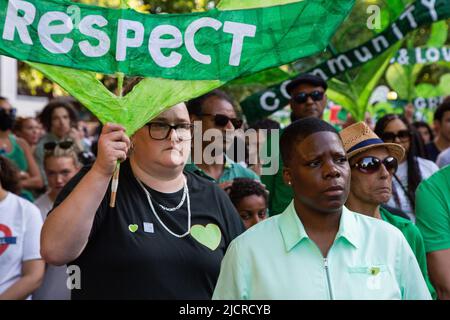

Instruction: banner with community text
[240,0,450,124]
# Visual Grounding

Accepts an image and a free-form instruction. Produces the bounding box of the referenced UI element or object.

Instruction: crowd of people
[0,74,449,300]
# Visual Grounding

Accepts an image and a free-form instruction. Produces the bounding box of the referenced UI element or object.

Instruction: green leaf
[426,21,449,47]
[386,63,409,99]
[356,44,401,119]
[438,73,450,96]
[415,83,439,98]
[28,62,222,135]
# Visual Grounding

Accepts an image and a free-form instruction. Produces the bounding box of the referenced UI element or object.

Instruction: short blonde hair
[44,146,81,169]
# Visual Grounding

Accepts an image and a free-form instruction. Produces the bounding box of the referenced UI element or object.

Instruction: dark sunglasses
[351,156,398,175]
[381,130,410,142]
[292,91,324,104]
[201,113,243,129]
[44,140,74,151]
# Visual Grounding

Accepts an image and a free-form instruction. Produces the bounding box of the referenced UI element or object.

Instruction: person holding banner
[40,92,245,299]
[213,117,430,300]
[261,74,328,216]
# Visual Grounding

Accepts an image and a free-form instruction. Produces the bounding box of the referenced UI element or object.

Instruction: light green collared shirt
[213,201,431,300]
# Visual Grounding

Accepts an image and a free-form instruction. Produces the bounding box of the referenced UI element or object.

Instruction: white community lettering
[2,0,257,67]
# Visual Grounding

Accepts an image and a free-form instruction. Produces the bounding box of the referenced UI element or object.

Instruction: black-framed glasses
[351,156,398,175]
[381,130,411,142]
[292,91,325,104]
[44,140,74,151]
[146,122,194,141]
[201,113,243,129]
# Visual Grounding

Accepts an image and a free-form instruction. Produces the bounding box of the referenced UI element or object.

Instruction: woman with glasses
[35,100,90,179]
[341,122,436,298]
[374,114,438,222]
[40,82,245,299]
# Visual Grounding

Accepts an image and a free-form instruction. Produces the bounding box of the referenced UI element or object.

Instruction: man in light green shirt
[213,118,430,300]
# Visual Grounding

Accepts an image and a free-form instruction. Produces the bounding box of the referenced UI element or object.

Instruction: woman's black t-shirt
[52,160,245,299]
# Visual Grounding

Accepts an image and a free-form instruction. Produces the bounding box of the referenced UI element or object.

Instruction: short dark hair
[38,100,79,132]
[249,119,280,132]
[434,97,450,122]
[280,117,339,166]
[0,156,21,194]
[286,73,328,95]
[186,89,235,116]
[228,178,268,208]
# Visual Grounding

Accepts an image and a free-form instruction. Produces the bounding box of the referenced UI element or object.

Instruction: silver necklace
[136,177,191,238]
[157,183,187,212]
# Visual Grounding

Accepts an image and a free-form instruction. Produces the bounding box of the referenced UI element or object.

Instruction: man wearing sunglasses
[341,122,436,298]
[186,90,259,189]
[261,74,328,216]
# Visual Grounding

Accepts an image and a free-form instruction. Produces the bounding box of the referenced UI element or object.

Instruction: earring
[287,181,292,186]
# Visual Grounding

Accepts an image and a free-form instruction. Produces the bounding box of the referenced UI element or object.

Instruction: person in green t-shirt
[261,74,328,216]
[341,121,436,298]
[416,165,450,300]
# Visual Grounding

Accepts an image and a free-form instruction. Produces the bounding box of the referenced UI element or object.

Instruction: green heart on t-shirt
[190,224,222,251]
[128,224,138,233]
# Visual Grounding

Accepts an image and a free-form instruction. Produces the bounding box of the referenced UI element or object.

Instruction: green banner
[391,47,450,64]
[0,0,354,80]
[241,0,450,124]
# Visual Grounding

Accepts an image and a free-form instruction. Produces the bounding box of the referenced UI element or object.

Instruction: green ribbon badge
[128,224,138,233]
[190,224,222,251]
[370,267,380,276]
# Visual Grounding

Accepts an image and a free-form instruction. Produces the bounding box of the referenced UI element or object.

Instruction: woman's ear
[282,167,292,186]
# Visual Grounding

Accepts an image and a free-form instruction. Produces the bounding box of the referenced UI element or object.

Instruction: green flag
[0,0,354,80]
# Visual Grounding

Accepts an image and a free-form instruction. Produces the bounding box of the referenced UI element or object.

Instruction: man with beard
[186,89,259,190]
[261,74,328,215]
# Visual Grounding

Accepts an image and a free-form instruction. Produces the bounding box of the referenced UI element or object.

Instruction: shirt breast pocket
[348,265,398,298]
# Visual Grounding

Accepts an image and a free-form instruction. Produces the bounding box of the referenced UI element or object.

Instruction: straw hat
[339,121,405,162]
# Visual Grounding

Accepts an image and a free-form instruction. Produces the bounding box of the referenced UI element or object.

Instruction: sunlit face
[289,83,327,121]
[348,147,393,206]
[383,118,410,155]
[416,126,431,144]
[236,194,267,229]
[283,132,350,215]
[132,103,191,171]
[51,107,72,138]
[436,111,450,142]
[45,156,80,195]
[18,118,41,145]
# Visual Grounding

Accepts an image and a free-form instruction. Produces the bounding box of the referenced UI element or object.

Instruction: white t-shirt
[0,192,43,299]
[34,193,53,221]
[387,156,439,222]
[436,147,450,168]
[32,193,71,300]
